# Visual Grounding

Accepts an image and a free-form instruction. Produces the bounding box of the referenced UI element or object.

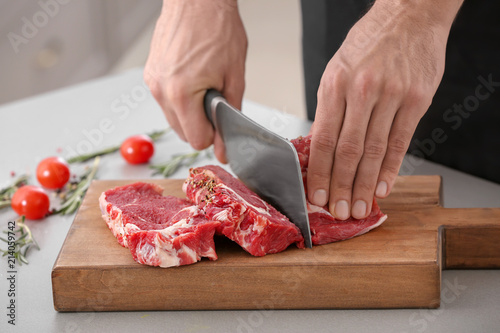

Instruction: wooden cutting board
[52,176,500,311]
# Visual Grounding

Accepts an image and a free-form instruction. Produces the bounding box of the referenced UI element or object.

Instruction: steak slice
[183,165,305,256]
[291,135,387,245]
[99,182,219,267]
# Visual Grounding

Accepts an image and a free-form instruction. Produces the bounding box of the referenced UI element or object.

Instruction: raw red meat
[100,136,387,268]
[291,135,387,245]
[183,165,305,256]
[99,182,219,267]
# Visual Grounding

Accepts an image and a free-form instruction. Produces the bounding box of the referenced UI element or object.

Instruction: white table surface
[0,69,499,333]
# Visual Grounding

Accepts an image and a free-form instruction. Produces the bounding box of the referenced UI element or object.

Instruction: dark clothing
[300,0,500,183]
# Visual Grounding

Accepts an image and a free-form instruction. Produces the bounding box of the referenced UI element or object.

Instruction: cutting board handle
[442,208,500,268]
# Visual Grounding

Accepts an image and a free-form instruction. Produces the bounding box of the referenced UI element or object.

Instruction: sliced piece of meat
[183,165,305,256]
[307,199,387,244]
[99,182,219,267]
[291,135,387,245]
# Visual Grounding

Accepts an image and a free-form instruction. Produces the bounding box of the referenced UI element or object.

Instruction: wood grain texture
[51,176,500,311]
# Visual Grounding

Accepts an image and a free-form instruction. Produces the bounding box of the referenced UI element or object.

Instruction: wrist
[163,0,238,9]
[371,0,463,36]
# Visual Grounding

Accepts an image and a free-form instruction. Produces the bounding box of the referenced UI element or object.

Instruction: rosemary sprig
[54,157,100,215]
[150,148,212,177]
[0,216,40,265]
[147,128,171,141]
[66,145,117,164]
[0,174,29,210]
[66,128,170,163]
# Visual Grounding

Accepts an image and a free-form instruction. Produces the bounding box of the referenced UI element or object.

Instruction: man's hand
[307,0,463,219]
[144,0,247,162]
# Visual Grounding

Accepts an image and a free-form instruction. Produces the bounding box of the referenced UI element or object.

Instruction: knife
[204,89,312,248]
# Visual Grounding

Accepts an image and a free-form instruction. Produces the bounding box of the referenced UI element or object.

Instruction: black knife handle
[204,89,224,127]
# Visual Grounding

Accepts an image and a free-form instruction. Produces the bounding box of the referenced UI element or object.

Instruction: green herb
[150,148,212,177]
[66,128,170,163]
[0,216,40,265]
[54,157,100,215]
[0,174,29,210]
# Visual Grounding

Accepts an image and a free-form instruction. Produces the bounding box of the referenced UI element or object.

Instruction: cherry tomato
[36,156,71,189]
[11,185,50,220]
[120,135,155,164]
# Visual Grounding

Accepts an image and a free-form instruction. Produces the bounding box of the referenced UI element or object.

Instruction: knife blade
[204,89,312,248]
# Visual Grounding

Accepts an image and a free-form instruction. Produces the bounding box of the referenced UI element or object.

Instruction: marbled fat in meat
[99,182,219,267]
[183,165,305,256]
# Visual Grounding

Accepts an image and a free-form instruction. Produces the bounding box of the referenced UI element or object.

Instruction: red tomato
[36,156,71,189]
[120,135,155,164]
[11,185,50,220]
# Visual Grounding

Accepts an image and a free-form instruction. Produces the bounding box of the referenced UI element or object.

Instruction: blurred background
[0,0,306,119]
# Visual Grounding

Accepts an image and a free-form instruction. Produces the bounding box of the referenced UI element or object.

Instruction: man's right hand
[144,0,247,163]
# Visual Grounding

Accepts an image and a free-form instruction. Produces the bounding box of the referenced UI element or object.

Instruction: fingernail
[312,189,328,206]
[352,200,367,219]
[334,200,349,220]
[375,181,388,197]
